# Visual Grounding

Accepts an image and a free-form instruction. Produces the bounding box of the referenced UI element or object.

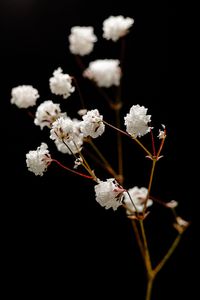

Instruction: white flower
[26,143,51,176]
[34,100,63,129]
[94,178,125,211]
[50,116,75,142]
[83,59,121,87]
[123,186,153,214]
[11,85,39,108]
[49,67,75,99]
[80,109,105,138]
[69,26,97,56]
[124,104,151,138]
[158,124,166,139]
[103,15,134,42]
[50,117,83,154]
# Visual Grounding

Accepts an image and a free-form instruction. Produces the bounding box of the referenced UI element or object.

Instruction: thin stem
[72,77,85,109]
[120,36,126,73]
[153,234,182,275]
[131,220,145,259]
[115,109,123,181]
[145,278,154,300]
[143,159,156,212]
[62,139,77,159]
[75,55,86,71]
[88,139,118,179]
[51,159,94,180]
[126,190,138,214]
[150,128,156,157]
[103,120,152,157]
[132,137,153,157]
[139,220,152,272]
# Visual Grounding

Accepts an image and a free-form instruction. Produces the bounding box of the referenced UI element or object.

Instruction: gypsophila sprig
[11,13,190,300]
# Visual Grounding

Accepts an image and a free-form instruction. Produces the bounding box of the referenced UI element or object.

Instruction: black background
[0,0,194,299]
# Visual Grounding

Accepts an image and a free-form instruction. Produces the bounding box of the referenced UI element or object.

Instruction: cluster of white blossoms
[124,104,151,138]
[123,186,153,214]
[49,67,75,99]
[103,15,134,42]
[26,143,51,176]
[34,100,63,129]
[11,85,39,108]
[80,109,105,138]
[94,178,125,211]
[50,116,84,154]
[84,59,121,88]
[94,180,153,212]
[69,26,97,56]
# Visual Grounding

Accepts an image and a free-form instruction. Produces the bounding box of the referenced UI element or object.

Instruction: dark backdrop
[0,1,194,299]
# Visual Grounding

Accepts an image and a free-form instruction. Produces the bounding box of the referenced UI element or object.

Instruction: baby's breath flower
[11,85,39,108]
[103,15,134,42]
[69,26,97,56]
[123,186,153,214]
[94,178,125,210]
[124,104,151,138]
[49,67,75,99]
[50,116,75,142]
[26,143,51,176]
[50,117,83,154]
[80,109,105,138]
[83,59,121,88]
[34,100,63,129]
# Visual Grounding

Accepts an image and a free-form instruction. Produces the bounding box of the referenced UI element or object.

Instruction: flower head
[124,104,151,138]
[94,178,125,210]
[50,117,83,154]
[26,143,51,176]
[69,26,97,56]
[83,59,121,87]
[34,100,63,129]
[80,109,105,138]
[49,67,75,99]
[123,186,153,214]
[11,85,39,108]
[103,15,134,42]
